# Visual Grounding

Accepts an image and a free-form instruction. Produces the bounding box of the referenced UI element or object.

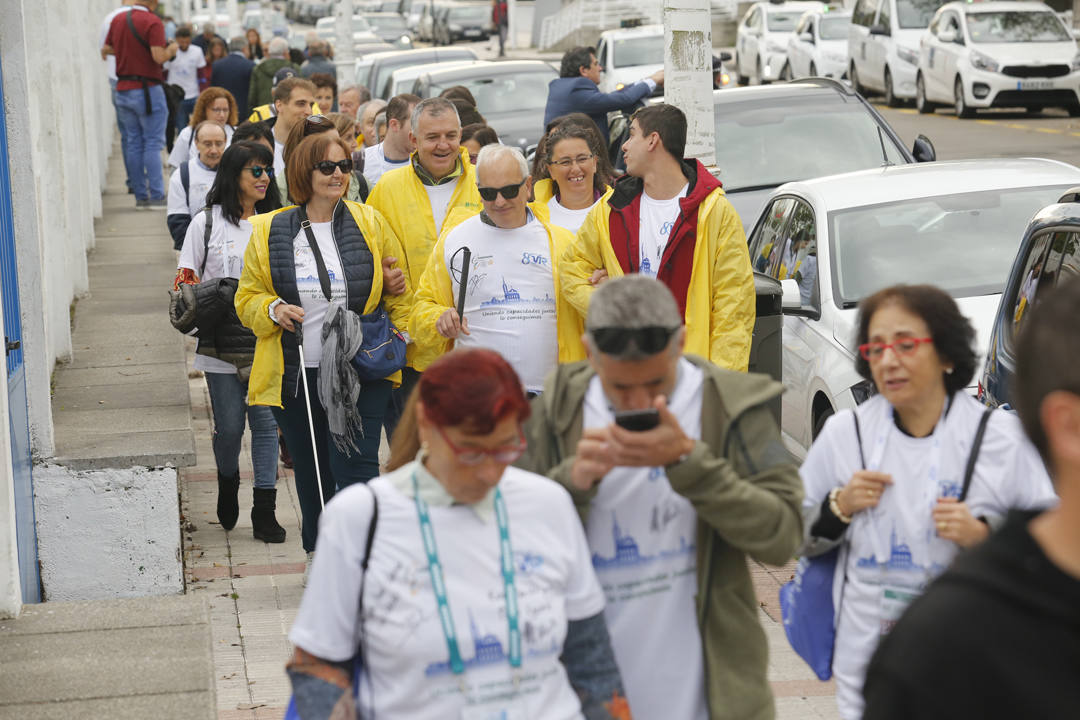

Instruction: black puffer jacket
[170,278,256,378]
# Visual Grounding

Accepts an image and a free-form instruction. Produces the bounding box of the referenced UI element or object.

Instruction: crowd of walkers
[104,2,1078,719]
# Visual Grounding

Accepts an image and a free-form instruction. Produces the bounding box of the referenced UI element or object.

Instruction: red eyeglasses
[434,425,526,466]
[858,337,933,361]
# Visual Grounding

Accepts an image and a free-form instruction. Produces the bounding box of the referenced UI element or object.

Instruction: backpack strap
[125,9,151,51]
[200,206,212,278]
[959,408,993,503]
[354,484,379,702]
[180,161,190,208]
[852,411,867,470]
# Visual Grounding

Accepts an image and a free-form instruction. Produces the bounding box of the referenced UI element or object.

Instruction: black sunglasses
[242,165,275,179]
[313,159,354,176]
[303,114,334,136]
[590,326,679,355]
[477,180,526,202]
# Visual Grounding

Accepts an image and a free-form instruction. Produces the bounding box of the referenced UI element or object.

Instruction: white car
[386,60,489,98]
[595,25,664,94]
[315,15,380,46]
[745,158,1080,458]
[849,0,949,106]
[783,10,851,80]
[916,1,1080,117]
[736,0,827,85]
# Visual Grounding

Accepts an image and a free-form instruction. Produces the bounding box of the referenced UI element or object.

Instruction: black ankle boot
[251,487,287,543]
[217,472,241,530]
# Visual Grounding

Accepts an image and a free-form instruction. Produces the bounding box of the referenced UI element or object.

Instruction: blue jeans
[205,372,279,490]
[114,84,167,201]
[382,366,420,444]
[273,370,391,552]
[109,80,132,192]
[176,97,197,133]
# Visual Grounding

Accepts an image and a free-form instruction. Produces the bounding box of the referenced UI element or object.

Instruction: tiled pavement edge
[180,353,838,720]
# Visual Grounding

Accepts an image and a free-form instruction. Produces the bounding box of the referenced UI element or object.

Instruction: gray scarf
[318,302,365,455]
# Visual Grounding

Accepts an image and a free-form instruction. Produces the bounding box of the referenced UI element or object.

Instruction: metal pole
[663,0,716,168]
[335,0,356,76]
[295,324,328,511]
[507,0,517,50]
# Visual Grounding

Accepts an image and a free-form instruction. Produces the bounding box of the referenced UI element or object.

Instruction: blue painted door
[0,54,39,603]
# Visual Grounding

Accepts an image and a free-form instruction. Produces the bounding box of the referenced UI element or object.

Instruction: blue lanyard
[412,472,521,675]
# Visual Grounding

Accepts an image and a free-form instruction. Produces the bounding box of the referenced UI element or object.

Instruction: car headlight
[766,39,786,53]
[449,23,462,31]
[970,49,999,73]
[400,35,411,44]
[895,45,918,65]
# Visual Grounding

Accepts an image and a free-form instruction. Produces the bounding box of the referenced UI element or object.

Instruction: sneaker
[303,551,314,587]
[145,197,168,210]
[134,198,151,211]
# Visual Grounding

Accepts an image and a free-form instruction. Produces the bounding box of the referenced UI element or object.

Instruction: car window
[853,0,880,27]
[1007,232,1053,343]
[819,16,850,40]
[750,197,797,273]
[449,5,489,23]
[766,11,804,31]
[795,16,809,35]
[828,185,1073,307]
[430,71,553,113]
[965,11,1071,43]
[943,12,960,35]
[596,40,607,66]
[761,201,819,307]
[896,0,947,29]
[877,0,892,29]
[713,94,907,192]
[613,35,665,67]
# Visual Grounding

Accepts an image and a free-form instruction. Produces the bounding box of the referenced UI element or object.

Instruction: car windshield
[353,16,372,30]
[450,6,490,22]
[966,11,1070,43]
[713,93,907,192]
[612,35,665,67]
[369,15,406,30]
[897,0,947,28]
[766,11,803,31]
[819,15,850,39]
[830,185,1072,305]
[376,58,431,97]
[431,71,553,112]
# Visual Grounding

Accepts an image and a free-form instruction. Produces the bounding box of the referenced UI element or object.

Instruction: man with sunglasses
[410,144,585,397]
[519,275,803,720]
[560,103,755,373]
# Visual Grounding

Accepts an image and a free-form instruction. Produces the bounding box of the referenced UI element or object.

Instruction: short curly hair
[855,284,977,396]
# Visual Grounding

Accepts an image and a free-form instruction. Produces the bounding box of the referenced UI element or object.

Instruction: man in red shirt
[102,0,178,209]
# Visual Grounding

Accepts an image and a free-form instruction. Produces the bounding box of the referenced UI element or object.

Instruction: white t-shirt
[293,222,346,366]
[801,393,1058,720]
[273,139,286,178]
[166,159,218,219]
[177,205,254,374]
[442,213,558,393]
[101,6,132,82]
[546,195,597,236]
[582,358,709,720]
[424,182,457,237]
[290,460,605,720]
[363,142,410,188]
[638,184,688,277]
[168,124,235,168]
[163,45,206,99]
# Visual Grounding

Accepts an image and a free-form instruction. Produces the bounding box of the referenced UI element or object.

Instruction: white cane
[295,321,327,511]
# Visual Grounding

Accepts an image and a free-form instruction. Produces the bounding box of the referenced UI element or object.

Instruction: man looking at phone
[520,275,803,720]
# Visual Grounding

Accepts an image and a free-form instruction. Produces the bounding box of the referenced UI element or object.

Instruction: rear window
[612,35,664,67]
[766,11,803,31]
[430,70,554,113]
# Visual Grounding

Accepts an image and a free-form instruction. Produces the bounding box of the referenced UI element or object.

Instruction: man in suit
[543,46,664,144]
[212,37,255,119]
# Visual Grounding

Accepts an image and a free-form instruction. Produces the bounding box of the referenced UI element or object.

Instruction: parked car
[298,0,334,25]
[315,15,380,46]
[746,158,1080,458]
[414,60,558,152]
[362,47,479,99]
[241,8,288,38]
[417,1,449,43]
[736,0,827,85]
[190,12,235,37]
[783,9,851,79]
[980,187,1080,409]
[595,24,665,95]
[387,59,488,98]
[849,0,950,107]
[705,78,934,231]
[434,2,492,45]
[916,1,1080,117]
[364,12,415,48]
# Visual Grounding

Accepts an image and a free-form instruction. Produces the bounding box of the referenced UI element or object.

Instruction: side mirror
[781,278,802,311]
[720,51,733,62]
[912,134,936,163]
[869,24,889,36]
[938,28,957,44]
[800,31,814,43]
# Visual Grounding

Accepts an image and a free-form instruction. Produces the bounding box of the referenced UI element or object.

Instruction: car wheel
[1069,105,1080,117]
[780,62,792,81]
[812,404,834,441]
[736,54,749,85]
[809,61,817,77]
[884,68,901,108]
[916,73,934,114]
[954,76,974,118]
[1025,106,1043,114]
[850,63,863,95]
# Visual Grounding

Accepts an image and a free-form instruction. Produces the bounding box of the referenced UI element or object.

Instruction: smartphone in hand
[614,408,660,432]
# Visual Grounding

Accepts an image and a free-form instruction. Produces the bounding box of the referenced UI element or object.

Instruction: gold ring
[938,521,947,531]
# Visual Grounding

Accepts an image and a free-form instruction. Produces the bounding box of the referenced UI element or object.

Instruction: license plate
[464,29,481,37]
[1018,80,1053,90]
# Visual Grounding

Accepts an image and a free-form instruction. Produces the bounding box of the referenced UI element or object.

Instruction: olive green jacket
[518,355,804,720]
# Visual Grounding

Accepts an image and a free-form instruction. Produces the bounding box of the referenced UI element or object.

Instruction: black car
[979,188,1080,409]
[434,2,492,45]
[414,61,558,153]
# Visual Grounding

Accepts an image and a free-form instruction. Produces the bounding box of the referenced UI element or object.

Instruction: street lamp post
[663,0,716,168]
[336,0,357,72]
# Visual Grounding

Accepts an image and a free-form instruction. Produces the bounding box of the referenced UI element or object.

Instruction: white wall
[0,0,115,458]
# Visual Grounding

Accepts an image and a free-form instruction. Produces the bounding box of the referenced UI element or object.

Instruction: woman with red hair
[285,348,630,720]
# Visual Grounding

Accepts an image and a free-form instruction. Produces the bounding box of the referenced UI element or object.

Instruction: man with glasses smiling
[410,144,585,397]
[519,274,803,720]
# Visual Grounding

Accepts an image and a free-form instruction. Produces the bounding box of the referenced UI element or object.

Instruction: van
[848,0,948,105]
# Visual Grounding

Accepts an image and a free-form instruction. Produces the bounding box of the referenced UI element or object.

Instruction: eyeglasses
[242,165,275,179]
[589,326,679,355]
[313,159,354,176]
[549,153,595,169]
[303,114,334,136]
[434,425,526,466]
[477,180,526,202]
[858,337,934,361]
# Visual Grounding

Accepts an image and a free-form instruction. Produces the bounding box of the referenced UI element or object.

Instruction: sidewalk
[181,364,838,720]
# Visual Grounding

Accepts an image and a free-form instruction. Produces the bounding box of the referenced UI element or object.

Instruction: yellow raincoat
[235,201,412,407]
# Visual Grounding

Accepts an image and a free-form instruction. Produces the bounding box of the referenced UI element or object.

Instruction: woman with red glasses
[797,284,1056,720]
[285,348,629,720]
[236,132,411,579]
